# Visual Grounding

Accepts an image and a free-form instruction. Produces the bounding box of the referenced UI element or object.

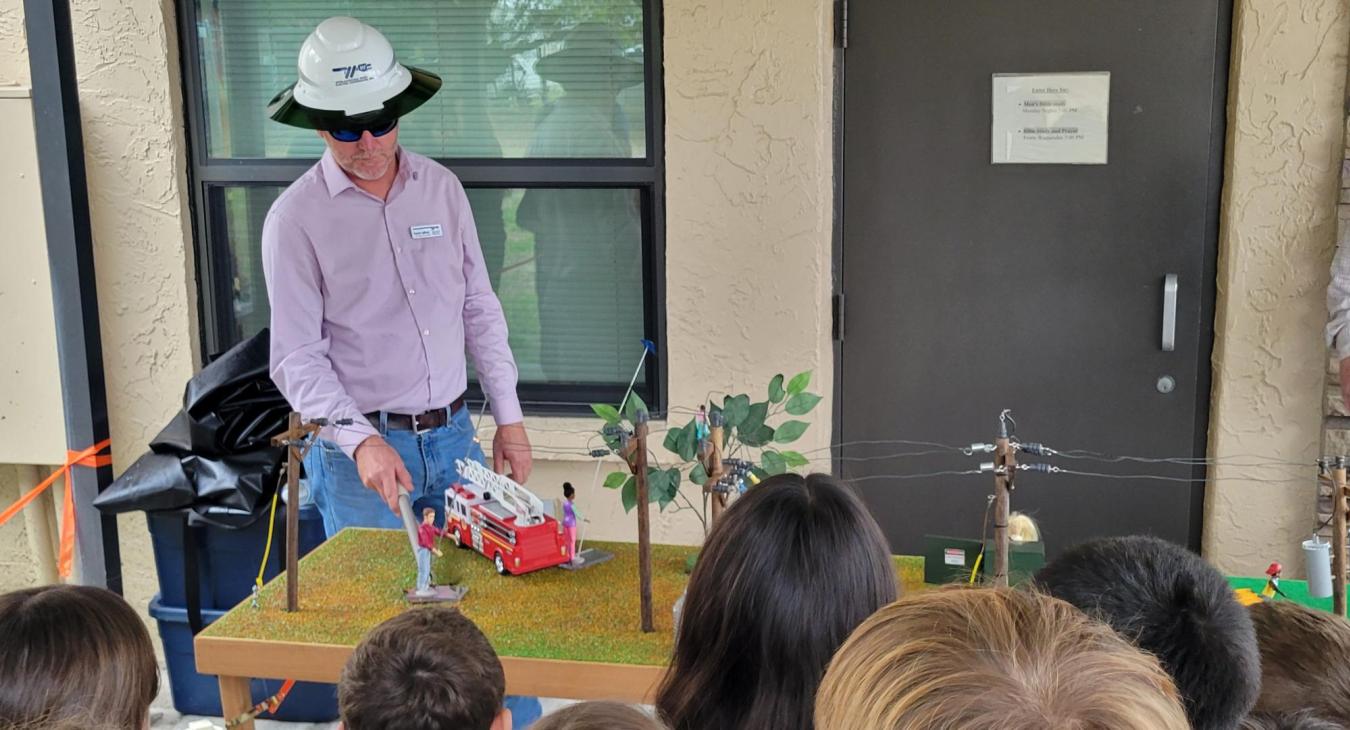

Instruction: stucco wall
[0,0,198,619]
[1205,0,1350,575]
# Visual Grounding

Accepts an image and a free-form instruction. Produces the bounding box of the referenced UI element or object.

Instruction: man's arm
[452,182,532,482]
[261,211,411,510]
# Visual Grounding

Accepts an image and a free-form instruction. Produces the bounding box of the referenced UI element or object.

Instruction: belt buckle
[412,412,431,435]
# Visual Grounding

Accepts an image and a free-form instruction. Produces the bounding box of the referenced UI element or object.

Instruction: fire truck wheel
[494,553,510,576]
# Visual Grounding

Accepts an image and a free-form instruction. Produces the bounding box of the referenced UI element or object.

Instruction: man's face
[319,124,399,181]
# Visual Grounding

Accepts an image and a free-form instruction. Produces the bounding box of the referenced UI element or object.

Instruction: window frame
[175,0,667,416]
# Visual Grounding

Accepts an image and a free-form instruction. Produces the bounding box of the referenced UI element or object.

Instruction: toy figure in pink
[563,482,582,565]
[415,507,446,595]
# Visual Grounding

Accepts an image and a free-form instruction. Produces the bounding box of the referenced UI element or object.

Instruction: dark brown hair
[0,585,158,729]
[340,605,504,730]
[532,701,666,730]
[656,473,897,730]
[815,587,1189,730]
[1247,600,1350,724]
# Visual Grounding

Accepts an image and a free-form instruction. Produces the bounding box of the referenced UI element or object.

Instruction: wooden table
[194,530,681,729]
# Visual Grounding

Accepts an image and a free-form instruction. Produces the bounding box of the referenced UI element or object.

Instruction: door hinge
[832,292,846,341]
[835,0,849,49]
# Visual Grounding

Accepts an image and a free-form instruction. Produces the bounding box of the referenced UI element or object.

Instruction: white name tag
[410,224,444,240]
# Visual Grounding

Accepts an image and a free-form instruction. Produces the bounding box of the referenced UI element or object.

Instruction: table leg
[218,675,253,730]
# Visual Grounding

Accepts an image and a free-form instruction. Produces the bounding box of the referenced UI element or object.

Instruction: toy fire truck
[443,458,570,576]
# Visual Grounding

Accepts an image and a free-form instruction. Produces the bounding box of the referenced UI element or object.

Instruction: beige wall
[1205,0,1350,576]
[1,0,1348,601]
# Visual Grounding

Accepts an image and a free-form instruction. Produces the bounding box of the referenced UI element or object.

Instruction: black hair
[1034,535,1260,730]
[563,482,575,499]
[656,473,898,730]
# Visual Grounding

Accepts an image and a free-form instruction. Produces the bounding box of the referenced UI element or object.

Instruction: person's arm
[262,210,411,510]
[1328,242,1350,410]
[452,181,532,482]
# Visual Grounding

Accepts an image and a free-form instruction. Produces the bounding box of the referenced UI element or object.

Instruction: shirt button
[408,288,416,295]
[422,329,430,336]
[396,246,403,253]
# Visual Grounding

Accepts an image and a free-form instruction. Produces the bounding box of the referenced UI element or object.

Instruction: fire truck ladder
[455,458,547,527]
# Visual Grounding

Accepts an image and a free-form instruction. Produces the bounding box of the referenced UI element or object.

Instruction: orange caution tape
[0,439,112,579]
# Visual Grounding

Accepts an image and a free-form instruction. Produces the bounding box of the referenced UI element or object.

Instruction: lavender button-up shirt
[262,147,522,458]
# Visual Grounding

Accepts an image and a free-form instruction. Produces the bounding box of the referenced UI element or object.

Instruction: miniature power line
[991,410,1015,588]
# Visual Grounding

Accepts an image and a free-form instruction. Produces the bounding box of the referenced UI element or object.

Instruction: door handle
[1161,274,1178,352]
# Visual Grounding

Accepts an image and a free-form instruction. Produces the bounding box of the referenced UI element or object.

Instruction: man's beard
[345,153,393,181]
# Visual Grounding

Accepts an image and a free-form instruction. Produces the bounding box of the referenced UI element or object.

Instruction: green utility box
[923,534,1045,586]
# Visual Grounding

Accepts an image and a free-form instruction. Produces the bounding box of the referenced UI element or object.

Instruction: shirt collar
[319,146,415,199]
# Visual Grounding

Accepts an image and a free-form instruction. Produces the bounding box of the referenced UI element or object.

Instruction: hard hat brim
[266,65,442,130]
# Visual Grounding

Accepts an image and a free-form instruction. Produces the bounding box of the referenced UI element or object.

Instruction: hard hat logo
[267,17,441,130]
[332,63,373,80]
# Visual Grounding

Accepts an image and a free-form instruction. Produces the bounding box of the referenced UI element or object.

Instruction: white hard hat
[267,17,440,130]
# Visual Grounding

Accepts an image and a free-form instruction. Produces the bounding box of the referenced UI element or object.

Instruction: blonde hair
[1007,511,1040,543]
[814,587,1189,730]
[533,701,666,730]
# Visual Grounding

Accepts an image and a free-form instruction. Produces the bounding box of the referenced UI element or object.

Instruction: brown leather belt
[365,397,465,433]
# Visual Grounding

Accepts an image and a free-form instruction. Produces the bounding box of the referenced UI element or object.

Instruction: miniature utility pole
[701,411,727,528]
[270,413,320,612]
[991,410,1016,588]
[623,410,655,632]
[1333,457,1348,616]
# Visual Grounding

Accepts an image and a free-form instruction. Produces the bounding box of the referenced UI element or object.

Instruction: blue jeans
[304,407,486,537]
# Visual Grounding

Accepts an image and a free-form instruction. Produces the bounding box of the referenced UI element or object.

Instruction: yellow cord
[253,487,282,601]
[968,550,984,586]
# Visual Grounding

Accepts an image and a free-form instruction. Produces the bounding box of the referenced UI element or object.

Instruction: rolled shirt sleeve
[261,210,379,458]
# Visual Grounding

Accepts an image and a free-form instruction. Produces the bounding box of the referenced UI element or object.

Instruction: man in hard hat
[261,16,532,537]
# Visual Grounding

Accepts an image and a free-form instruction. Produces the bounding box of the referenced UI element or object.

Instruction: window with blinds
[181,0,664,411]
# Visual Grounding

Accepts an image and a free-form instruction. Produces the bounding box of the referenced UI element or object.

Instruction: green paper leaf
[690,462,709,485]
[624,392,649,422]
[722,394,751,430]
[762,450,787,476]
[663,427,683,455]
[785,392,822,416]
[621,477,637,512]
[591,403,622,424]
[768,374,786,404]
[787,370,812,396]
[781,450,810,468]
[678,422,700,462]
[741,424,775,448]
[603,471,629,489]
[774,420,810,444]
[740,401,769,436]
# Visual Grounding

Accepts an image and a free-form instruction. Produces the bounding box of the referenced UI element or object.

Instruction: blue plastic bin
[150,595,339,722]
[147,502,326,609]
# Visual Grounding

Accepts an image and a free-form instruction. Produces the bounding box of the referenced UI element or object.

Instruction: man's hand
[354,435,414,513]
[1341,357,1350,413]
[493,422,533,483]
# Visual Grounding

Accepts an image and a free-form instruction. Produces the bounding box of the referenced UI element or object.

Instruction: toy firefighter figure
[415,507,446,595]
[1261,561,1288,600]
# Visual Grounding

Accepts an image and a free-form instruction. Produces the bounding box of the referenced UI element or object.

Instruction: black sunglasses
[328,119,398,143]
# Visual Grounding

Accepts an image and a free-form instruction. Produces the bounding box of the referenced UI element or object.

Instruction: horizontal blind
[218,183,645,385]
[198,0,647,159]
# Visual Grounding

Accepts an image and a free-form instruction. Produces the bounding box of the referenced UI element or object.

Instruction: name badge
[410,224,444,240]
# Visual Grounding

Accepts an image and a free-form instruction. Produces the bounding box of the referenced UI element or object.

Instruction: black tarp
[94,329,288,527]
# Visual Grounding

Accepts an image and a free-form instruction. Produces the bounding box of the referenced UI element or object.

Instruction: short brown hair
[815,587,1190,730]
[340,605,504,730]
[533,701,666,730]
[1247,601,1350,724]
[0,585,159,729]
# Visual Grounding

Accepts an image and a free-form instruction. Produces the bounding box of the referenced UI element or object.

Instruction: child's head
[563,482,575,500]
[421,507,436,524]
[0,585,159,729]
[1034,535,1260,730]
[340,605,509,730]
[1241,710,1344,730]
[532,701,666,730]
[656,473,897,730]
[1246,600,1350,724]
[814,586,1189,730]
